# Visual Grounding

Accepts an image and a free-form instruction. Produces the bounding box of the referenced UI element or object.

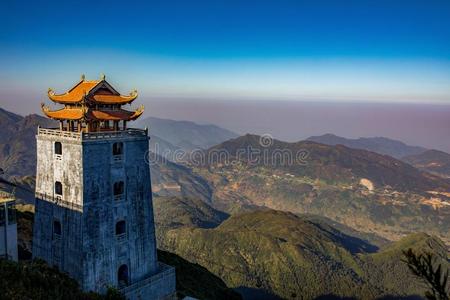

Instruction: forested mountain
[158,207,449,300]
[307,133,426,159]
[188,134,450,244]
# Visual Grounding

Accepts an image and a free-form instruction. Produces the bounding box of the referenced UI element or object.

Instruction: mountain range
[307,133,450,179]
[307,133,427,159]
[0,109,238,179]
[0,108,56,178]
[137,116,238,151]
[403,149,450,178]
[186,134,450,244]
[1,106,450,299]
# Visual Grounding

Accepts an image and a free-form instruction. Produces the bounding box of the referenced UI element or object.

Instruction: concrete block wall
[33,129,173,298]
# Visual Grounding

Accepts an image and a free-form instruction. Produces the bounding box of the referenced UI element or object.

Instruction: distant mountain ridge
[206,134,449,192]
[0,108,56,178]
[403,149,450,178]
[0,107,238,177]
[307,133,427,159]
[137,116,239,151]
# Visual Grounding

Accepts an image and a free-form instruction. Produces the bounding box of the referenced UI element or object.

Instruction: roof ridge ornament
[100,73,106,81]
[41,103,50,113]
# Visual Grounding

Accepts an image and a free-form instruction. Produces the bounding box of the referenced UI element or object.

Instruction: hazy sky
[1,1,450,151]
[145,98,450,152]
[1,0,450,111]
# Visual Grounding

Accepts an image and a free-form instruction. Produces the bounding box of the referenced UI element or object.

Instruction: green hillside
[158,250,242,300]
[153,196,229,230]
[160,209,449,300]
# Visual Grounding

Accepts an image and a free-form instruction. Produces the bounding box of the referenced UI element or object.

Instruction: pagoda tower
[33,75,176,299]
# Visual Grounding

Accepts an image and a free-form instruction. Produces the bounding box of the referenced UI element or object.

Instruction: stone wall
[33,129,174,298]
[33,132,84,282]
[81,134,158,292]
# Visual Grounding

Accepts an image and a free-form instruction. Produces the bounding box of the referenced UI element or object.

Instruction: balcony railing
[82,128,147,140]
[37,127,147,141]
[38,128,81,139]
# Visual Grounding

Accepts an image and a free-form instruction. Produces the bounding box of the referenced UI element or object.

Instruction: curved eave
[129,105,144,120]
[41,105,84,120]
[88,106,144,121]
[91,92,138,104]
[47,92,84,104]
[47,81,100,104]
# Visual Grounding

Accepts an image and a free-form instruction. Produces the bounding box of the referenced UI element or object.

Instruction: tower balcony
[37,127,148,141]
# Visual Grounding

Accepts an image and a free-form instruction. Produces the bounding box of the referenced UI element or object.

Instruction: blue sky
[1,0,450,112]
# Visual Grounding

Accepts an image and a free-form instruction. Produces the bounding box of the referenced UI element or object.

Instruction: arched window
[113,181,124,196]
[54,142,62,155]
[53,220,61,236]
[112,142,123,156]
[118,264,129,286]
[55,181,63,195]
[115,220,126,235]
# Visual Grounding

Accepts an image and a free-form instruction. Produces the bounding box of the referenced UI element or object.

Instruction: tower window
[115,220,126,235]
[112,142,123,156]
[53,220,62,236]
[54,142,62,155]
[55,181,63,196]
[118,264,129,286]
[113,181,124,196]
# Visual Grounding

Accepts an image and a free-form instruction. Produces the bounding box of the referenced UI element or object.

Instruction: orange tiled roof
[89,107,144,121]
[48,80,100,103]
[91,93,137,104]
[41,105,144,121]
[47,76,138,105]
[41,106,85,120]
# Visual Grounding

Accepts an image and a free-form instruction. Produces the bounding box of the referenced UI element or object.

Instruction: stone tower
[33,75,175,299]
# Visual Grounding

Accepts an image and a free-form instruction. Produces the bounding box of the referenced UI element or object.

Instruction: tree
[402,248,449,300]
